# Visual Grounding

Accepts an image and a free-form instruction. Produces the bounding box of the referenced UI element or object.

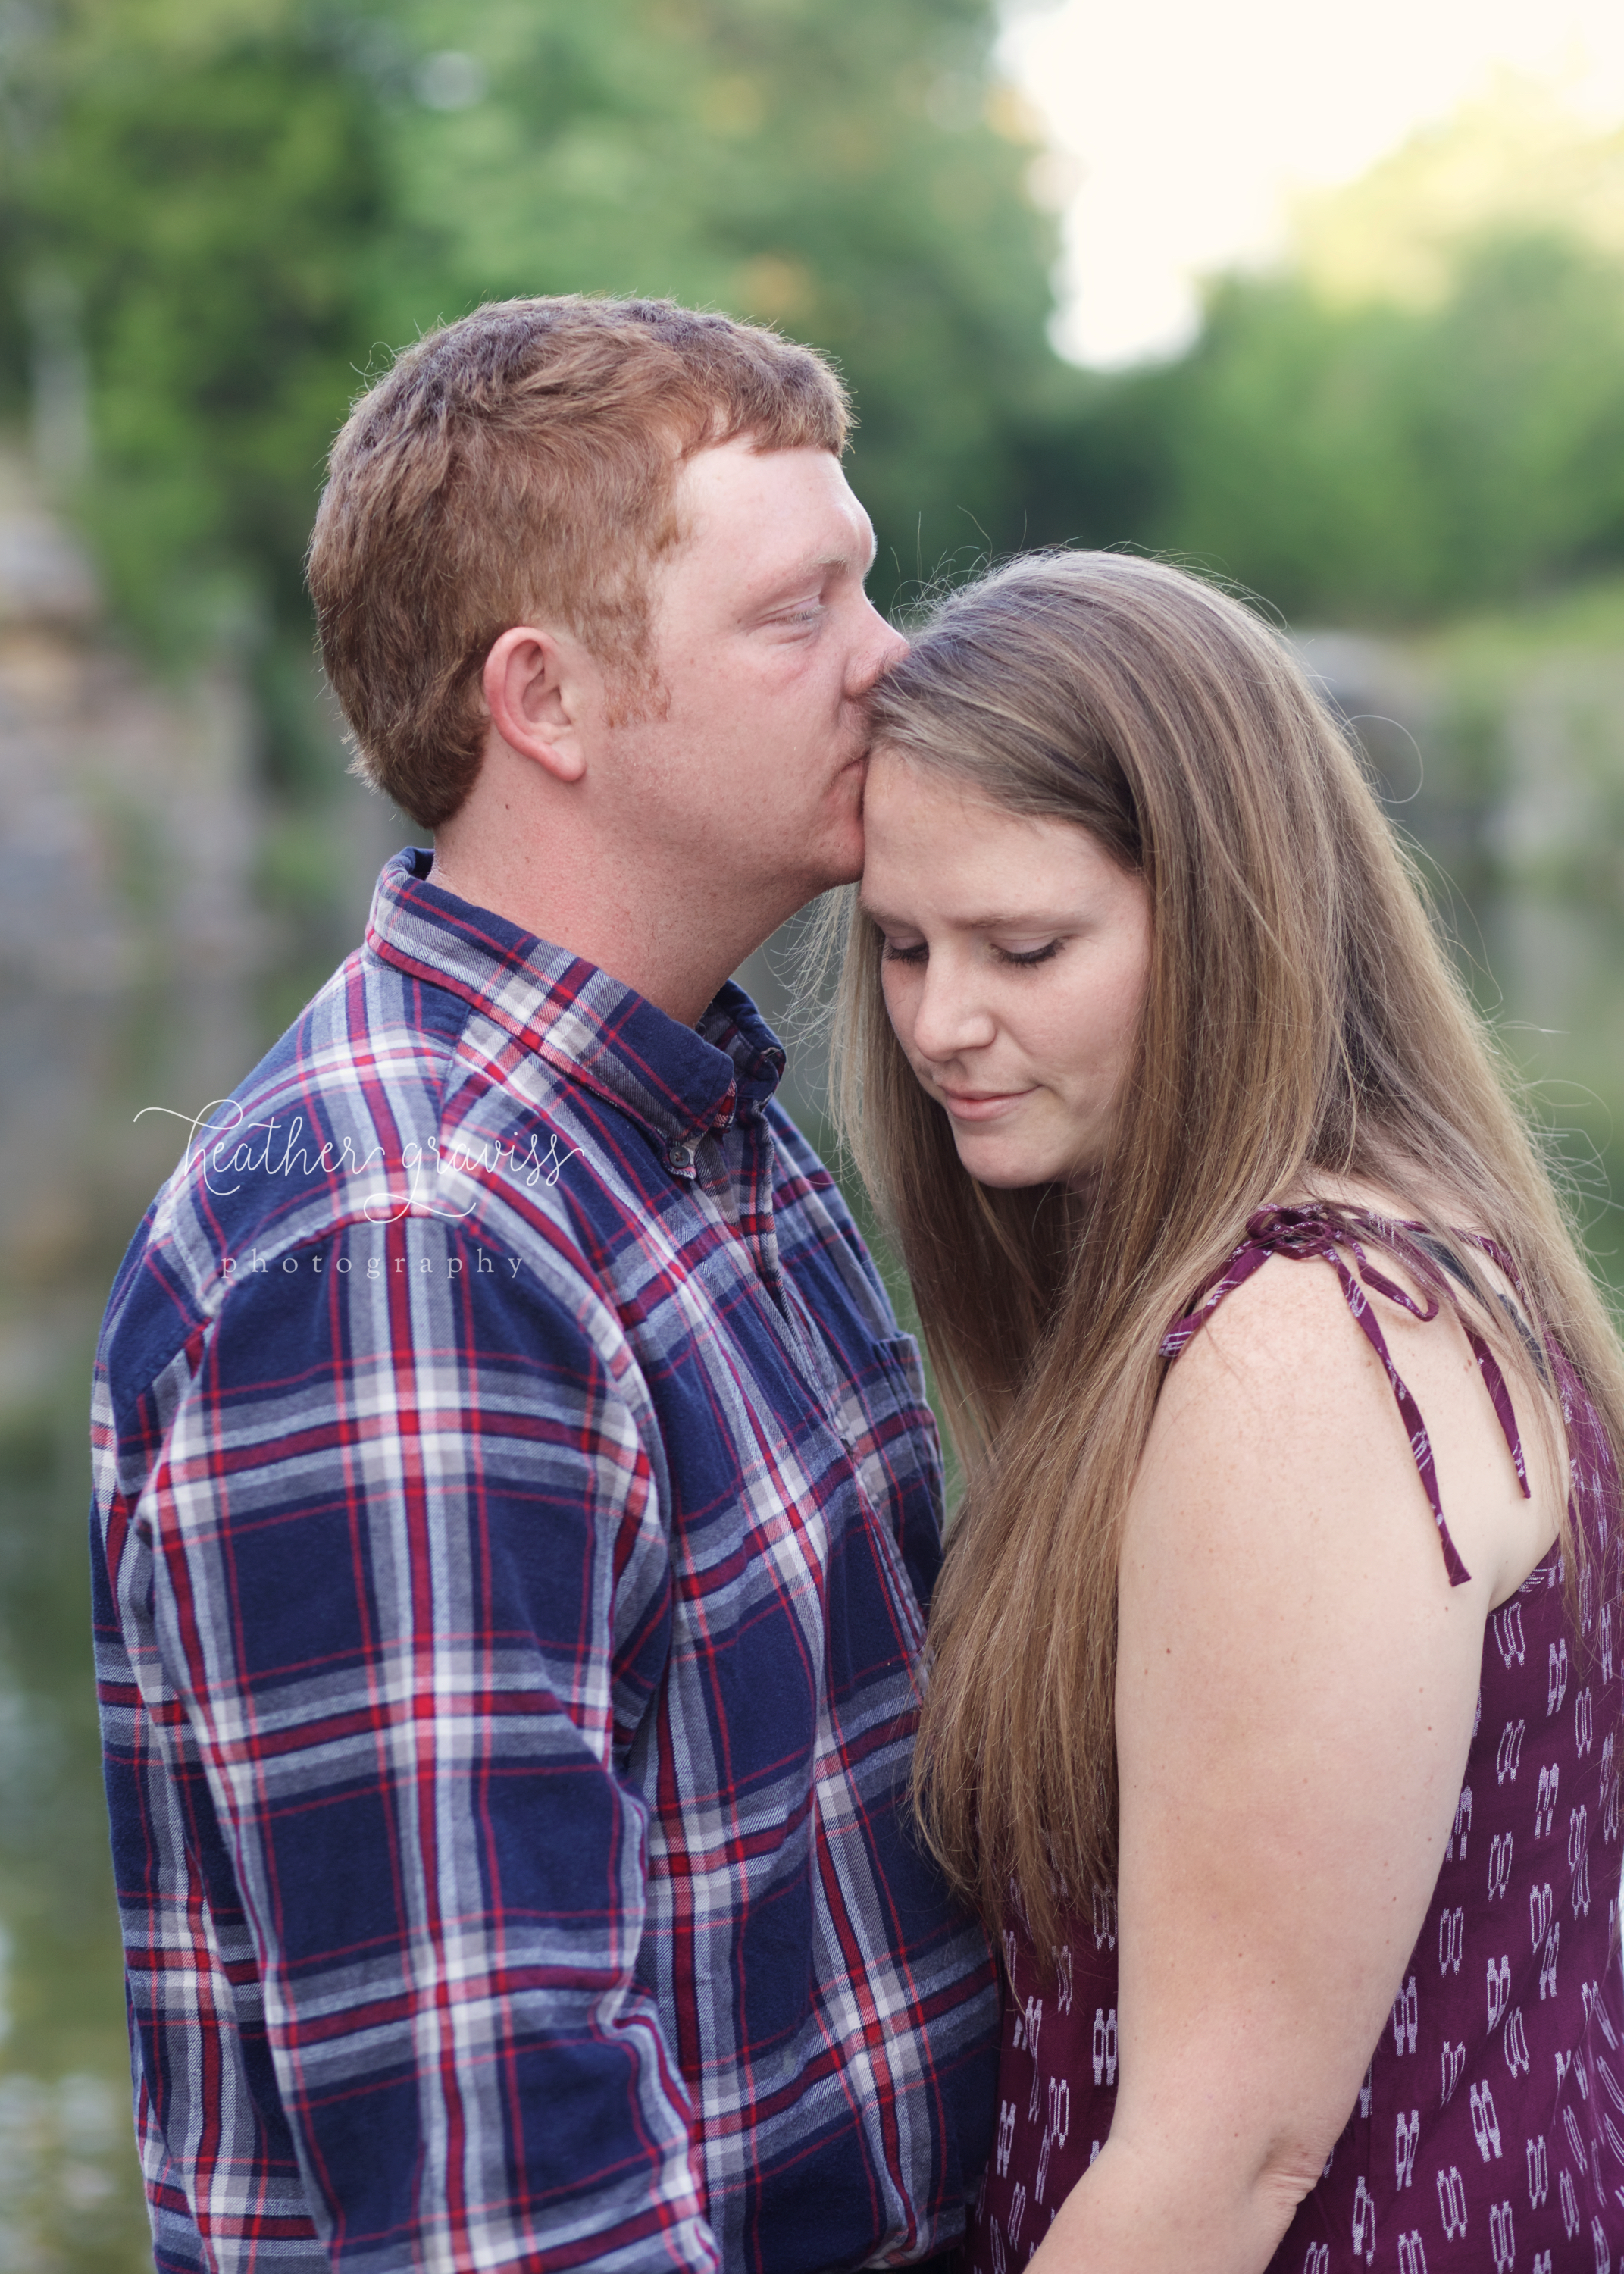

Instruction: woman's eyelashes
[878,935,1065,968]
[994,939,1062,968]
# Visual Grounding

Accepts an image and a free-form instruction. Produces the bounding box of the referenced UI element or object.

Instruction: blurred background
[3,0,1624,2261]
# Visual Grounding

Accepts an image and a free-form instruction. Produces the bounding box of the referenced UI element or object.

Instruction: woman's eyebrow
[953,910,1073,930]
[860,902,1077,930]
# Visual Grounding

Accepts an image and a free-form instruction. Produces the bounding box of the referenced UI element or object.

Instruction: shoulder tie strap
[1162,1204,1533,1591]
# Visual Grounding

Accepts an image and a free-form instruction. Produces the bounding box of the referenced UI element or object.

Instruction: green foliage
[1023,231,1624,625]
[10,1,1624,694]
[371,0,1059,591]
[0,0,1061,685]
[4,0,387,651]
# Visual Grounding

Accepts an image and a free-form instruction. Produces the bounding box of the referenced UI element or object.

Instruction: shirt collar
[365,848,786,1155]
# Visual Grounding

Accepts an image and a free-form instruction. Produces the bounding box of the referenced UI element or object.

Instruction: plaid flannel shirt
[92,850,998,2274]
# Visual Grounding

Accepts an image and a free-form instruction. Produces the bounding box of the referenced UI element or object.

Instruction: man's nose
[849,599,909,694]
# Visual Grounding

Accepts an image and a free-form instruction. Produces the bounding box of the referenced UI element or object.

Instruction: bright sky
[998,0,1624,366]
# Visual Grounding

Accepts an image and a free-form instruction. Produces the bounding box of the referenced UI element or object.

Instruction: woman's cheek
[879,963,912,1040]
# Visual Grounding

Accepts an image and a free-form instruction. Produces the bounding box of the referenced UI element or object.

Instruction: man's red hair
[308,296,850,828]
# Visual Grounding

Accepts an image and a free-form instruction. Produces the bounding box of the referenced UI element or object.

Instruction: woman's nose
[910,963,996,1062]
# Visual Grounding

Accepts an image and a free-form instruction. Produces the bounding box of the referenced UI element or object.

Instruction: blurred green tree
[1012,90,1624,629]
[1135,232,1624,621]
[6,0,389,658]
[11,8,1622,682]
[371,0,1062,594]
[0,0,1062,716]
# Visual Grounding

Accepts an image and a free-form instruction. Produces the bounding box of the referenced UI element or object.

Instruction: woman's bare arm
[1028,1248,1558,2273]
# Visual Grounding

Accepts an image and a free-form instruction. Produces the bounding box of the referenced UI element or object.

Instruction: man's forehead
[676,439,871,552]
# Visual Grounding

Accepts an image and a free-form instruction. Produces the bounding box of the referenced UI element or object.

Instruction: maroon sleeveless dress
[965,1204,1624,2274]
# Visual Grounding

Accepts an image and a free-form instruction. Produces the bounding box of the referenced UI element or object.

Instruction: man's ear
[482,626,590,784]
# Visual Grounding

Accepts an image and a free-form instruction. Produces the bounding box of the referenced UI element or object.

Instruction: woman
[834,551,1624,2272]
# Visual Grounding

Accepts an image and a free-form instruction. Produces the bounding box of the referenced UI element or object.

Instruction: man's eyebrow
[761,524,879,594]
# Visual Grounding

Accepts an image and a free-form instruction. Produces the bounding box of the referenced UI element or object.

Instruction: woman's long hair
[832,550,1624,1953]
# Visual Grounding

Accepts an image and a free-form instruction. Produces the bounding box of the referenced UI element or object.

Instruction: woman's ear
[481,625,590,784]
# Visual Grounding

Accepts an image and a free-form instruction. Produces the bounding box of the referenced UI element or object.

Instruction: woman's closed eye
[994,939,1063,968]
[878,935,1065,968]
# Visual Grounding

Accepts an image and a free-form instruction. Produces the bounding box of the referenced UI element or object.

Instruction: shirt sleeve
[130,1211,717,2272]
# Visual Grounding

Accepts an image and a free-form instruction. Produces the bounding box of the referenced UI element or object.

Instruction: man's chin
[818,823,865,891]
[801,788,865,891]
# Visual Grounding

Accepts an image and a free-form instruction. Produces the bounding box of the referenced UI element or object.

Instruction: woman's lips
[938,1088,1034,1123]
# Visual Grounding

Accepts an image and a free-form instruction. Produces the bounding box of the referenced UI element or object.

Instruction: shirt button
[668,1141,693,1170]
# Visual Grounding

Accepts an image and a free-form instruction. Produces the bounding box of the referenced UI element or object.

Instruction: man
[92,296,999,2274]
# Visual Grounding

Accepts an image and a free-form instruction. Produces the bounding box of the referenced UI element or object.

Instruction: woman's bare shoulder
[1152,1198,1560,1605]
[1159,1236,1393,1427]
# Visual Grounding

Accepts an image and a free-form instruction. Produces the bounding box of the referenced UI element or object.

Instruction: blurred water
[0,449,399,2266]
[1303,613,1624,1287]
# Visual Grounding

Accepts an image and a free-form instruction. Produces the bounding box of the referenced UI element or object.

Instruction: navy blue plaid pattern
[92,849,999,2273]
